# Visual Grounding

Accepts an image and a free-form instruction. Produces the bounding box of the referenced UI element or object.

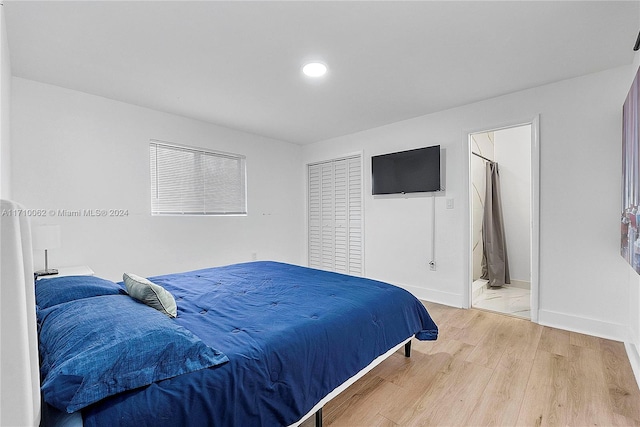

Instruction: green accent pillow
[123,272,177,318]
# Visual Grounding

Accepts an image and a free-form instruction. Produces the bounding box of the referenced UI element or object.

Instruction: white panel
[307,155,362,276]
[348,157,362,276]
[308,164,322,269]
[320,163,334,270]
[1,199,39,427]
[334,159,348,273]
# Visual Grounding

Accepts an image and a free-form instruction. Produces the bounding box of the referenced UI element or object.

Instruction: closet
[308,156,363,276]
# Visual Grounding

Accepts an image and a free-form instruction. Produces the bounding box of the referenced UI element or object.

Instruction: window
[150,141,247,215]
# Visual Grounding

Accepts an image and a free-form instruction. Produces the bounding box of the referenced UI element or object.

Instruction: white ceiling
[4,1,639,145]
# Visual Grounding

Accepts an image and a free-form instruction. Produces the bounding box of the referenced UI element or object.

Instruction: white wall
[303,64,633,341]
[494,125,531,285]
[11,78,305,281]
[0,6,11,199]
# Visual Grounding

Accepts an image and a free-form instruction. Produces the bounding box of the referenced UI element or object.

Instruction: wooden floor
[301,302,640,427]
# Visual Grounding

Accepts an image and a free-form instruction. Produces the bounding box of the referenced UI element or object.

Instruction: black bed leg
[315,408,323,427]
[404,340,412,357]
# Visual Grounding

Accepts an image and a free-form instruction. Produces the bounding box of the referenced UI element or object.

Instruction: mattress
[47,261,437,426]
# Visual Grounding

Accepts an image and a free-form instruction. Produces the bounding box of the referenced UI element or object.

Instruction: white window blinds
[150,141,247,215]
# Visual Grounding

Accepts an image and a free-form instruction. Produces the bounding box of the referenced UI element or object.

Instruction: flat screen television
[371,145,441,195]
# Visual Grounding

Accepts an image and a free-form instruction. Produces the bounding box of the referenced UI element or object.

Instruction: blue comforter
[83,261,438,427]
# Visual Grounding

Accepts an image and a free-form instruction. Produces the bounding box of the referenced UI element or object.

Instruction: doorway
[468,120,539,321]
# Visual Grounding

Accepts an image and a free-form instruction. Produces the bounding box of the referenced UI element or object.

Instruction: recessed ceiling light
[302,62,328,78]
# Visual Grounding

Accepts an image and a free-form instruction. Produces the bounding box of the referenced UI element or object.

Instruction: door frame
[464,116,540,322]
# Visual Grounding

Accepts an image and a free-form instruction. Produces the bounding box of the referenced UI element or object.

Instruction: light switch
[446,198,454,209]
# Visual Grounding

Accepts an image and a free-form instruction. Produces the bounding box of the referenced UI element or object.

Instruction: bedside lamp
[33,225,61,276]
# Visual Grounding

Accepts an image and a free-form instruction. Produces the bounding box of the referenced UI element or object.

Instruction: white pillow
[123,273,177,318]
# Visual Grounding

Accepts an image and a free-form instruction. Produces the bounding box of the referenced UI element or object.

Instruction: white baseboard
[538,309,628,342]
[390,287,633,354]
[509,279,530,290]
[395,282,464,308]
[625,341,640,392]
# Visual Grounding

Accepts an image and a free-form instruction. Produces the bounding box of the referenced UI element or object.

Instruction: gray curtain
[481,162,510,287]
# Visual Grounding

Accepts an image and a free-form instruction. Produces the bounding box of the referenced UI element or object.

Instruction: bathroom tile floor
[473,285,531,319]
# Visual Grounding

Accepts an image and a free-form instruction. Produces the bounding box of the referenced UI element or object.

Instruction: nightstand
[37,265,94,280]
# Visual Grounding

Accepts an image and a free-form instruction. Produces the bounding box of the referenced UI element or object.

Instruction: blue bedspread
[83,261,437,427]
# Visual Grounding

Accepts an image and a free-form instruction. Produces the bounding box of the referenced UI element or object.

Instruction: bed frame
[294,340,412,427]
[0,198,413,427]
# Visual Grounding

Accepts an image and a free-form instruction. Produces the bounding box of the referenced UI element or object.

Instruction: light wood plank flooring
[301,302,640,426]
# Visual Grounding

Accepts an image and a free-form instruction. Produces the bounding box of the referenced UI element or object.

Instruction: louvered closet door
[308,156,362,276]
[347,158,362,275]
[308,164,322,269]
[333,160,348,273]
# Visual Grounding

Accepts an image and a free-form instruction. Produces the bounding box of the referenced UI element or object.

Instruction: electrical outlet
[429,260,436,271]
[446,198,454,209]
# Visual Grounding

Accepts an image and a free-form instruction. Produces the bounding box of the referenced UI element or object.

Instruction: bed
[1,199,438,427]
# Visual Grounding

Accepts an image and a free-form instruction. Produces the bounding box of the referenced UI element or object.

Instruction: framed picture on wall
[622,66,640,274]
